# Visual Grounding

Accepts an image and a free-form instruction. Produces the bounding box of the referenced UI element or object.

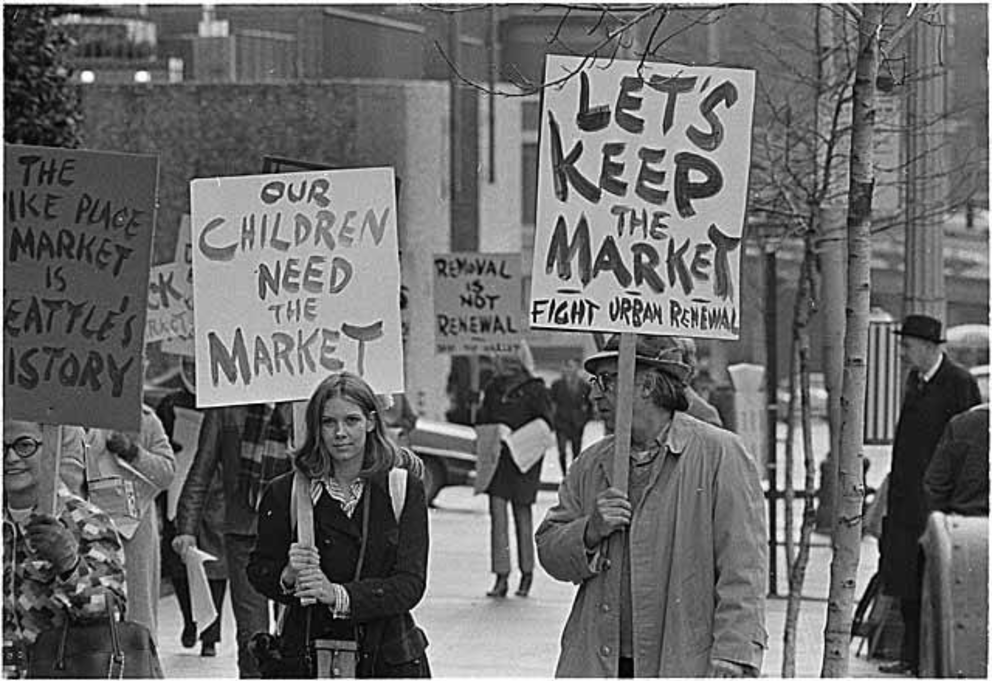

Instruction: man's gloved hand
[105,431,139,463]
[584,487,631,549]
[25,515,79,576]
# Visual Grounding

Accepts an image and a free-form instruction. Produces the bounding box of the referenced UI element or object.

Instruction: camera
[3,641,26,679]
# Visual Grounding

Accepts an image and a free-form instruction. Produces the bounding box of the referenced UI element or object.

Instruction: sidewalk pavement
[155,417,891,677]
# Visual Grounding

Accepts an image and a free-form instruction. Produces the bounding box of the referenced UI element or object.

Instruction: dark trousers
[555,428,583,476]
[899,597,921,669]
[172,572,228,644]
[225,533,271,679]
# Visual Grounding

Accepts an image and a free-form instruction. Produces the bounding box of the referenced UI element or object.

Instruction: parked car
[395,418,477,506]
[776,372,829,420]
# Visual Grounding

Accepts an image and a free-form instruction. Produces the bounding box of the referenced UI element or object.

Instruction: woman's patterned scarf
[238,402,293,510]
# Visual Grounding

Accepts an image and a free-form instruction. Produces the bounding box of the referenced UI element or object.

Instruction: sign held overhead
[190,167,404,407]
[433,252,522,355]
[529,55,756,340]
[4,144,158,431]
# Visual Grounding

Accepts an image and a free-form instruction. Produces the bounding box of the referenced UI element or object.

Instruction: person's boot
[181,622,197,648]
[878,661,916,676]
[486,574,509,598]
[516,572,533,597]
[201,641,217,657]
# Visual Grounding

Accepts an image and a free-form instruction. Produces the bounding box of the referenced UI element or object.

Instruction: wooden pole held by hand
[293,471,316,606]
[611,333,637,495]
[39,424,63,516]
[292,401,308,450]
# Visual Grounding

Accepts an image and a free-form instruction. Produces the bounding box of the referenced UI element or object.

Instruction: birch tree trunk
[820,3,881,676]
[815,3,851,535]
[782,234,819,677]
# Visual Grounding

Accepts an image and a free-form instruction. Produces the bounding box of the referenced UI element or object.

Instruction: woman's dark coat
[247,468,429,676]
[880,355,980,598]
[475,374,553,505]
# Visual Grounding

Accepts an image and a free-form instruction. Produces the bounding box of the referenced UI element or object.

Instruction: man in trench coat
[536,334,767,677]
[878,315,980,676]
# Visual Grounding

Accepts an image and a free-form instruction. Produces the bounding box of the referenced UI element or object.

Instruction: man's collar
[921,353,943,383]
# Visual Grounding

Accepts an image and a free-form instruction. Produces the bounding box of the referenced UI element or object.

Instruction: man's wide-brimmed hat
[894,314,945,344]
[584,334,692,383]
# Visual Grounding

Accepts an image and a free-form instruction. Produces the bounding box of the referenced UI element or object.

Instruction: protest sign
[160,215,196,356]
[190,167,404,406]
[146,261,193,343]
[433,252,522,355]
[4,144,158,431]
[529,55,755,340]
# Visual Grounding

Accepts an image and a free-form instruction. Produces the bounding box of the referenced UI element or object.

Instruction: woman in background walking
[475,343,553,599]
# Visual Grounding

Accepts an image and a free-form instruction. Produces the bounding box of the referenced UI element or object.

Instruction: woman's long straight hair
[293,372,399,480]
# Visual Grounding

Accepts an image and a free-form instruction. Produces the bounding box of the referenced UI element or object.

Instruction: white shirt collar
[7,506,32,526]
[921,353,943,383]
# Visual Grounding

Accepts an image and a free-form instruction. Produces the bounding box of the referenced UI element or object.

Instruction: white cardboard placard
[191,168,404,406]
[530,55,756,340]
[433,252,522,355]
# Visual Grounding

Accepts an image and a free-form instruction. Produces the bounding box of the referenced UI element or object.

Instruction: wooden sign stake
[293,470,316,606]
[611,333,637,495]
[292,401,308,451]
[39,424,63,516]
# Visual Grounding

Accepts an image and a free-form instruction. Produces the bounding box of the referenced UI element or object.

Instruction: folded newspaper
[499,419,554,473]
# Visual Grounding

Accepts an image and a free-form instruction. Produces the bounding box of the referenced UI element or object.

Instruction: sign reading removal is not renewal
[4,144,158,432]
[530,55,755,340]
[434,252,521,355]
[190,167,404,407]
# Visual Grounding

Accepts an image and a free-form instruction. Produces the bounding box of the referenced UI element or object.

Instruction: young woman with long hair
[248,372,431,678]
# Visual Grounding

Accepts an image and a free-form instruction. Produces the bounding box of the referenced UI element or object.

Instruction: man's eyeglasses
[3,437,42,459]
[589,372,619,393]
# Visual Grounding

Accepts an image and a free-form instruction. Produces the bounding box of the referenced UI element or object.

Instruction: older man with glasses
[536,334,768,678]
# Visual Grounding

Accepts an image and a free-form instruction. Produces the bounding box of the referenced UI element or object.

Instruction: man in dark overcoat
[878,315,981,676]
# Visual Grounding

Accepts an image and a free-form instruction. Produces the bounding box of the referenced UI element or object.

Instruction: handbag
[26,593,163,679]
[82,438,142,539]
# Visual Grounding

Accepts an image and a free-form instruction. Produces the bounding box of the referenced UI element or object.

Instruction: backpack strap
[388,467,408,523]
[290,467,407,529]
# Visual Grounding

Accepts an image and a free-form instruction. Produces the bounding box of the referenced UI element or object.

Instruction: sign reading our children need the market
[190,167,404,407]
[529,55,756,340]
[433,252,522,355]
[4,144,158,432]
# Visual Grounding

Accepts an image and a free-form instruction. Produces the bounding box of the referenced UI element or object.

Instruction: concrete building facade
[70,4,988,411]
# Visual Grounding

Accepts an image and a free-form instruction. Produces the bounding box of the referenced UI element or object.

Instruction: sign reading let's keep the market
[529,55,755,339]
[190,167,404,407]
[4,145,158,431]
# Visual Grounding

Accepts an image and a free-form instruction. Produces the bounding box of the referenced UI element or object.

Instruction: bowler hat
[584,334,692,383]
[894,314,945,343]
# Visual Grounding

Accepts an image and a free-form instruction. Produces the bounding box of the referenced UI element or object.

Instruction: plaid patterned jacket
[3,486,127,645]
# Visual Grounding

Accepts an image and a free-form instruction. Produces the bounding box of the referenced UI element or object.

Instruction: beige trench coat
[536,412,768,677]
